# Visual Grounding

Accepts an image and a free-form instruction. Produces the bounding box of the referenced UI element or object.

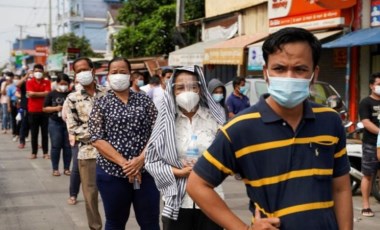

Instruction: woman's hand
[68,134,76,147]
[172,165,192,178]
[56,105,63,112]
[128,172,142,184]
[122,155,144,176]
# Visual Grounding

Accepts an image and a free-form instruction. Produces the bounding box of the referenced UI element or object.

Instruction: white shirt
[152,86,165,110]
[174,106,224,209]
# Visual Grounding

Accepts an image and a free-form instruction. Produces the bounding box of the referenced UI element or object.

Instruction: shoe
[12,136,19,142]
[43,154,50,159]
[2,130,6,134]
[18,143,25,149]
[361,208,374,217]
[29,154,37,159]
[25,137,30,142]
[67,196,77,205]
[52,170,61,176]
[64,170,71,176]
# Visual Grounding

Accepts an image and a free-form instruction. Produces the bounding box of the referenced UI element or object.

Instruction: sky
[0,0,58,68]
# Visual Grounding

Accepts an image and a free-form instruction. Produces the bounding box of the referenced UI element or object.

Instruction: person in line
[43,73,72,177]
[207,78,228,121]
[151,69,173,110]
[145,66,225,230]
[15,70,30,149]
[187,27,353,230]
[226,77,250,118]
[358,72,380,217]
[130,71,146,94]
[89,57,159,230]
[7,74,21,142]
[26,64,51,159]
[140,74,160,96]
[62,77,81,205]
[66,57,104,230]
[1,71,12,134]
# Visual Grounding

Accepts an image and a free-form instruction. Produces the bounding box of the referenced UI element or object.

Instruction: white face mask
[76,70,94,86]
[58,85,68,92]
[108,74,130,91]
[175,91,200,112]
[375,85,380,96]
[34,72,43,79]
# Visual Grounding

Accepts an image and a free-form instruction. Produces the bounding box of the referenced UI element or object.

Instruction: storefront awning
[203,33,268,65]
[323,27,380,48]
[168,39,225,67]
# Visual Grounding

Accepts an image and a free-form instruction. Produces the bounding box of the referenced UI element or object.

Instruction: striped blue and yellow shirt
[193,94,350,229]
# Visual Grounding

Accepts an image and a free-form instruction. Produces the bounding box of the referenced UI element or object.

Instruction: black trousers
[162,207,222,230]
[10,102,20,136]
[28,112,49,155]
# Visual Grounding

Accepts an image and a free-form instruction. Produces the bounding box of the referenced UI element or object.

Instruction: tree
[115,0,176,58]
[52,33,102,58]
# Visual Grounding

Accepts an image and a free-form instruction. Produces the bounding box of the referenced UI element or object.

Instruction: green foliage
[52,33,103,58]
[184,0,205,21]
[115,0,204,58]
[115,0,176,58]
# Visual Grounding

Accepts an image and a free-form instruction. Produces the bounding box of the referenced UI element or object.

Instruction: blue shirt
[226,92,250,115]
[194,94,349,229]
[89,90,157,177]
[6,84,18,102]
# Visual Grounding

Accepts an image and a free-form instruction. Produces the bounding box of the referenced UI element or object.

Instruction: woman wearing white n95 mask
[89,57,160,230]
[145,66,225,230]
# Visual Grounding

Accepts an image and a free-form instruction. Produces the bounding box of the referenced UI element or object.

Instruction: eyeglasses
[172,81,201,93]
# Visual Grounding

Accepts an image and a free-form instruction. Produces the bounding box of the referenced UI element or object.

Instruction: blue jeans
[96,166,160,230]
[19,109,29,144]
[48,118,71,170]
[69,144,81,197]
[1,103,10,130]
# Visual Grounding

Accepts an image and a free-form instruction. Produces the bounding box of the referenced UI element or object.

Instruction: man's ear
[263,65,269,83]
[312,65,320,83]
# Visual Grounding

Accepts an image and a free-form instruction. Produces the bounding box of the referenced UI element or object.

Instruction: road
[0,131,379,229]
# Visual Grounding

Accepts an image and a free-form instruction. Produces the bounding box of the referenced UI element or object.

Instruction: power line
[0,3,48,9]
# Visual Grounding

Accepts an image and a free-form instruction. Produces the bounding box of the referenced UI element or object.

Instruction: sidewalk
[1,130,379,229]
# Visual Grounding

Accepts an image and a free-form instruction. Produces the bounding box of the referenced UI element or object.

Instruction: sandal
[29,154,37,159]
[67,197,77,205]
[361,208,374,217]
[43,154,50,159]
[52,170,61,176]
[64,170,71,176]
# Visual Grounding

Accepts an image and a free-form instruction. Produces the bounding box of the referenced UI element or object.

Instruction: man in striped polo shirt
[187,27,353,230]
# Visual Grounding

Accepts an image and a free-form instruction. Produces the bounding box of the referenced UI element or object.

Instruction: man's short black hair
[72,57,94,72]
[232,77,245,89]
[161,68,173,77]
[33,64,44,71]
[107,57,131,73]
[262,27,321,69]
[4,72,14,77]
[369,72,380,84]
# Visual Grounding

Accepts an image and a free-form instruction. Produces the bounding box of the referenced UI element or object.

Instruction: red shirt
[26,78,51,112]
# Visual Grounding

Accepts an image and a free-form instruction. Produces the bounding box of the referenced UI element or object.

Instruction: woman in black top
[43,73,72,176]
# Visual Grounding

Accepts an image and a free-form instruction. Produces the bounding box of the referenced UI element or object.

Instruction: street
[0,132,379,230]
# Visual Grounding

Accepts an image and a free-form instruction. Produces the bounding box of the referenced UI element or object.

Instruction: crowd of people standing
[0,27,359,230]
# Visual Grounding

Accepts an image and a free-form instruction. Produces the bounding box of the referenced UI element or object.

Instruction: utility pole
[175,0,185,50]
[15,25,25,50]
[48,0,53,54]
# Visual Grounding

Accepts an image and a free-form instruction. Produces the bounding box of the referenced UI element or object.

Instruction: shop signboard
[268,0,353,33]
[371,0,380,27]
[247,45,265,71]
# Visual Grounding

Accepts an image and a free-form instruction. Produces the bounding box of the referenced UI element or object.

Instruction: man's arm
[187,171,248,230]
[187,172,280,230]
[332,174,353,230]
[361,118,379,135]
[26,91,49,98]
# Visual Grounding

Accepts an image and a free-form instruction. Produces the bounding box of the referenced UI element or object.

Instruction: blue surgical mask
[267,71,313,108]
[137,80,144,87]
[212,93,224,103]
[240,86,248,95]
